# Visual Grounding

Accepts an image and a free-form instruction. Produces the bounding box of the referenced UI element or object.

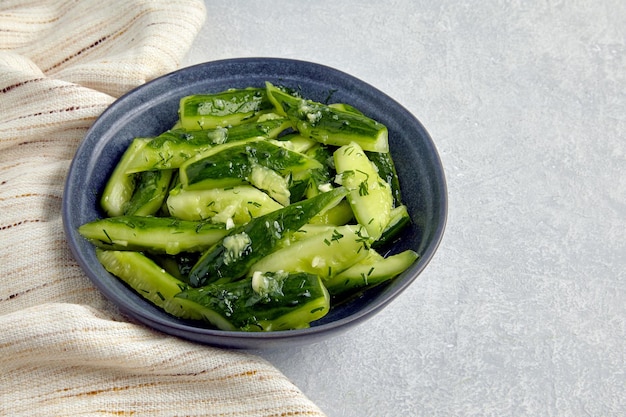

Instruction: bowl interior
[63,58,447,349]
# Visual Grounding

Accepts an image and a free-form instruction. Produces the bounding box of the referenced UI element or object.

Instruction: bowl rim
[62,57,448,348]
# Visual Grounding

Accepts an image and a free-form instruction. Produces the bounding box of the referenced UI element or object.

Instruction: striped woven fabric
[0,1,326,416]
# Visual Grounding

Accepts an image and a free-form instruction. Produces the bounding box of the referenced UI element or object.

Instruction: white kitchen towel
[0,1,326,416]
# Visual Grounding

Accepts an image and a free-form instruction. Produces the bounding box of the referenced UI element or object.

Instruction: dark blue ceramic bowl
[62,58,447,349]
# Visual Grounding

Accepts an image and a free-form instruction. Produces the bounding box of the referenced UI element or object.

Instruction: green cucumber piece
[266,82,389,152]
[248,164,290,206]
[153,252,201,283]
[152,254,188,281]
[166,185,283,224]
[95,249,231,326]
[366,150,403,207]
[188,187,348,286]
[124,169,173,216]
[324,249,419,296]
[179,88,274,130]
[179,138,323,205]
[271,134,318,154]
[303,144,335,198]
[177,271,330,331]
[248,224,371,280]
[178,137,260,189]
[286,175,310,203]
[180,139,322,188]
[78,216,228,255]
[123,118,291,174]
[328,102,364,115]
[334,141,393,240]
[225,117,292,141]
[125,129,225,173]
[308,199,354,225]
[100,138,151,217]
[372,204,411,248]
[330,101,403,206]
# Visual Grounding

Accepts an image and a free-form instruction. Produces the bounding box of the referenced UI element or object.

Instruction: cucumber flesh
[100,138,150,217]
[248,164,290,206]
[366,150,403,207]
[325,249,419,296]
[95,249,232,327]
[79,216,228,255]
[328,102,364,115]
[308,199,354,226]
[334,141,393,240]
[166,185,283,224]
[248,224,371,280]
[271,134,317,154]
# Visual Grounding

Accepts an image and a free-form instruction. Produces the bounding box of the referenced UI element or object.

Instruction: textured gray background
[184,1,625,416]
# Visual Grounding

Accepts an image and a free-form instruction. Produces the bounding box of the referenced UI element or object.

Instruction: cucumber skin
[248,224,371,280]
[78,216,228,255]
[188,187,348,287]
[180,139,322,190]
[100,138,150,217]
[95,249,230,326]
[266,82,389,153]
[177,272,330,331]
[179,88,274,130]
[124,169,173,216]
[325,249,419,296]
[366,150,403,208]
[372,204,411,249]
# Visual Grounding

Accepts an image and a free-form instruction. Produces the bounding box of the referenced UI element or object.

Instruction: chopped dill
[102,228,113,244]
[331,229,344,242]
[359,181,369,196]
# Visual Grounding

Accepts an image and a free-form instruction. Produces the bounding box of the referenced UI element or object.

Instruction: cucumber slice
[271,134,318,154]
[266,82,389,152]
[166,185,283,224]
[95,249,231,327]
[124,169,174,216]
[334,141,393,240]
[248,164,290,206]
[328,102,364,115]
[372,204,411,248]
[309,199,354,225]
[179,88,274,130]
[78,216,228,255]
[180,139,322,188]
[248,224,371,280]
[177,271,330,331]
[188,187,348,286]
[179,137,260,189]
[225,117,292,141]
[100,137,151,217]
[366,150,403,207]
[324,249,419,296]
[124,118,291,173]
